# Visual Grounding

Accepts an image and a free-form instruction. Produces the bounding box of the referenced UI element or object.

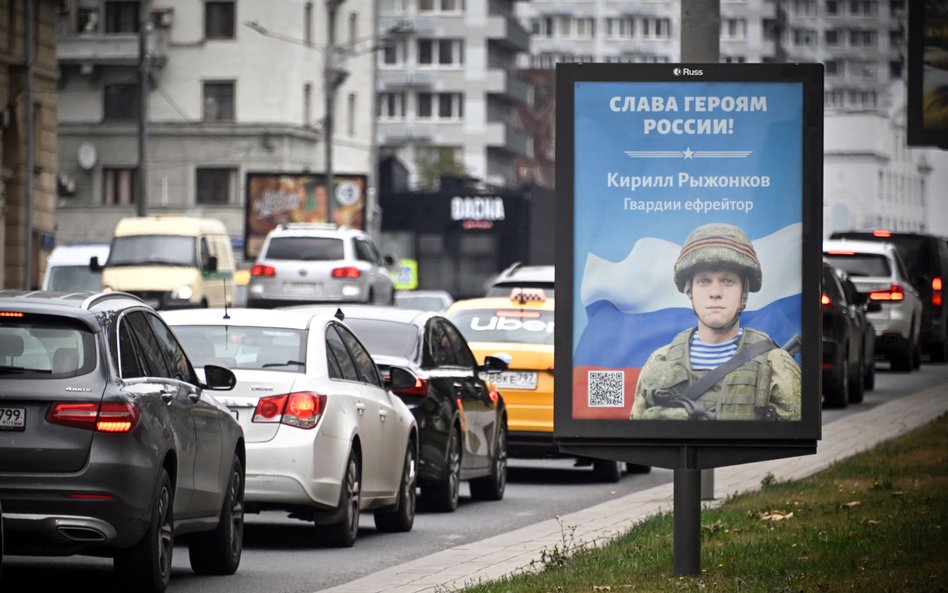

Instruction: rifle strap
[679,338,776,403]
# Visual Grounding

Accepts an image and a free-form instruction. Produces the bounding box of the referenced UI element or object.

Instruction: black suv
[0,291,244,593]
[830,230,948,362]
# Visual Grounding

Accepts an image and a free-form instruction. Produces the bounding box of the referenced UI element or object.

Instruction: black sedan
[294,305,509,512]
[821,262,877,407]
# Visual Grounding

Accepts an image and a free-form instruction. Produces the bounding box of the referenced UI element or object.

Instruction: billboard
[907,0,948,148]
[244,173,367,259]
[554,64,822,444]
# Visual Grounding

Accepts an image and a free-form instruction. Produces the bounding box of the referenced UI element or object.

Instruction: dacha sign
[451,196,506,230]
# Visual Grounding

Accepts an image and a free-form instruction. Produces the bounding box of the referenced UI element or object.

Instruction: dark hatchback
[821,262,878,407]
[293,305,509,512]
[830,230,948,362]
[0,291,244,593]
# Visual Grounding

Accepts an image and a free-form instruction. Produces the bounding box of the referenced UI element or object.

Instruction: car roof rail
[81,291,145,310]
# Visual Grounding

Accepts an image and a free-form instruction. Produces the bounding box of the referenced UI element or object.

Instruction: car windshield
[265,237,344,261]
[448,309,554,345]
[344,319,419,359]
[172,325,307,372]
[824,254,891,278]
[47,266,102,292]
[0,317,96,378]
[108,235,196,267]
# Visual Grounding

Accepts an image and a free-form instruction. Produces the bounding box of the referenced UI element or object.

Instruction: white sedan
[162,308,419,547]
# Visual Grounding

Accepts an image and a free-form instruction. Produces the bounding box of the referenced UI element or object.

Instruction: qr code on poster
[588,370,624,407]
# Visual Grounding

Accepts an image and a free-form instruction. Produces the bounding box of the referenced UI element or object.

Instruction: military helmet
[674,223,762,293]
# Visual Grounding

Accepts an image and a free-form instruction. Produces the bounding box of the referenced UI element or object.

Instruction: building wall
[0,0,60,289]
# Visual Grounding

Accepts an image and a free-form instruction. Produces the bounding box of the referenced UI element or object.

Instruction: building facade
[56,0,378,256]
[1,0,60,289]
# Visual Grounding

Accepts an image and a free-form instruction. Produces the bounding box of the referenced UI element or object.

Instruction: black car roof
[0,290,145,329]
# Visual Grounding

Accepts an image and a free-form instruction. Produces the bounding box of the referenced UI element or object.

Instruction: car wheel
[625,463,652,474]
[891,333,914,372]
[321,450,361,547]
[114,469,174,593]
[912,340,922,370]
[824,357,849,408]
[470,422,507,501]
[848,356,865,404]
[374,440,417,532]
[189,454,244,575]
[592,459,622,483]
[929,338,948,364]
[423,428,461,512]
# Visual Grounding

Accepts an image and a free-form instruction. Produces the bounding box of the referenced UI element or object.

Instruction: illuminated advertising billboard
[554,64,822,444]
[907,0,948,148]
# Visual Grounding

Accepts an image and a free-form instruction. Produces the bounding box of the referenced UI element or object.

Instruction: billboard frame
[553,63,823,466]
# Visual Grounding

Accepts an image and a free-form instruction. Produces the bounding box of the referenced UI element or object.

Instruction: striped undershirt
[690,329,742,370]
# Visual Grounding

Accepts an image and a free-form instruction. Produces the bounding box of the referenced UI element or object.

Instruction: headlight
[172,284,194,300]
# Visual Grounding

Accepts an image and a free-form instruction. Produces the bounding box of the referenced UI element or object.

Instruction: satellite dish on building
[77,142,97,170]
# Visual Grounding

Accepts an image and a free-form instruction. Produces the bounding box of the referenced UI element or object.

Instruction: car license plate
[283,282,322,295]
[494,371,538,390]
[0,407,26,431]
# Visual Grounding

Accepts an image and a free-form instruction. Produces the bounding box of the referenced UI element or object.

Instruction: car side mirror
[480,355,508,374]
[205,255,219,273]
[89,256,102,272]
[383,254,396,268]
[386,365,417,392]
[202,364,236,391]
[851,291,868,306]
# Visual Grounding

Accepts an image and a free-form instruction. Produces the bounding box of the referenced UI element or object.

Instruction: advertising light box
[554,64,823,448]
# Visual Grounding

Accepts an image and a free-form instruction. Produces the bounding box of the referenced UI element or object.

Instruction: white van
[43,244,111,292]
[98,216,236,309]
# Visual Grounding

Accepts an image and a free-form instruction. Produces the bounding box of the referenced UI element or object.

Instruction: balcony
[378,70,437,90]
[486,70,531,104]
[486,121,530,156]
[378,16,437,36]
[58,30,167,68]
[377,121,437,144]
[487,15,530,52]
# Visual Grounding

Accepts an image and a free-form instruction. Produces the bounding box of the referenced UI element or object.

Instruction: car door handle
[453,381,464,395]
[160,387,176,404]
[356,402,366,415]
[379,409,388,422]
[188,390,201,403]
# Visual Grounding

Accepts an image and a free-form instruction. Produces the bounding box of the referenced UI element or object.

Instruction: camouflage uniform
[629,223,802,421]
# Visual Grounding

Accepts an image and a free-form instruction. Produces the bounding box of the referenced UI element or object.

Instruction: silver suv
[486,263,554,298]
[247,223,395,308]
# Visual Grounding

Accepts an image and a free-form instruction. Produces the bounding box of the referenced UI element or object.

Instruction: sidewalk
[317,383,948,593]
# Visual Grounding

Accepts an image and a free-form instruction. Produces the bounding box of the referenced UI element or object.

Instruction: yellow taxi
[445,289,555,457]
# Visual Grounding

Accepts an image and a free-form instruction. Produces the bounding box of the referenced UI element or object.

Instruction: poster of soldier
[554,63,823,442]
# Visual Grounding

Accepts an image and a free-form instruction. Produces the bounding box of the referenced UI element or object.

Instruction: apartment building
[55,0,378,256]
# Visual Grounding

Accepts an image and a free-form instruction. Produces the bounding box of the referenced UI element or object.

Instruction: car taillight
[869,285,904,301]
[252,392,326,429]
[821,293,832,307]
[331,266,361,279]
[251,264,276,277]
[934,277,943,307]
[394,377,429,397]
[872,229,892,238]
[46,402,140,433]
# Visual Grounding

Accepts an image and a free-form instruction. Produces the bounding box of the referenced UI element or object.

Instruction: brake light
[488,389,499,404]
[934,277,943,291]
[46,402,140,433]
[252,392,326,429]
[869,285,904,301]
[825,250,856,255]
[872,229,892,238]
[0,311,25,318]
[394,377,429,397]
[821,293,832,307]
[331,266,361,279]
[933,277,943,307]
[251,264,276,277]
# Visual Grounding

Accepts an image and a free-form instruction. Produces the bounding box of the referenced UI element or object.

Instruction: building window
[380,0,407,14]
[417,92,463,120]
[203,81,235,121]
[417,39,464,67]
[792,28,815,46]
[104,83,140,121]
[381,39,407,66]
[605,17,634,39]
[826,0,841,15]
[104,1,140,33]
[304,2,313,44]
[304,83,312,126]
[849,0,877,16]
[205,1,235,40]
[641,18,670,39]
[196,168,236,205]
[825,60,843,77]
[850,60,876,78]
[849,29,877,47]
[103,168,138,205]
[347,92,356,136]
[889,59,903,78]
[378,92,406,119]
[825,29,841,46]
[791,0,817,16]
[418,0,464,13]
[348,12,357,49]
[576,18,595,39]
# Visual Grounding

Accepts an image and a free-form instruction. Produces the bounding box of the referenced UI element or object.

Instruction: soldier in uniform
[630,223,801,421]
